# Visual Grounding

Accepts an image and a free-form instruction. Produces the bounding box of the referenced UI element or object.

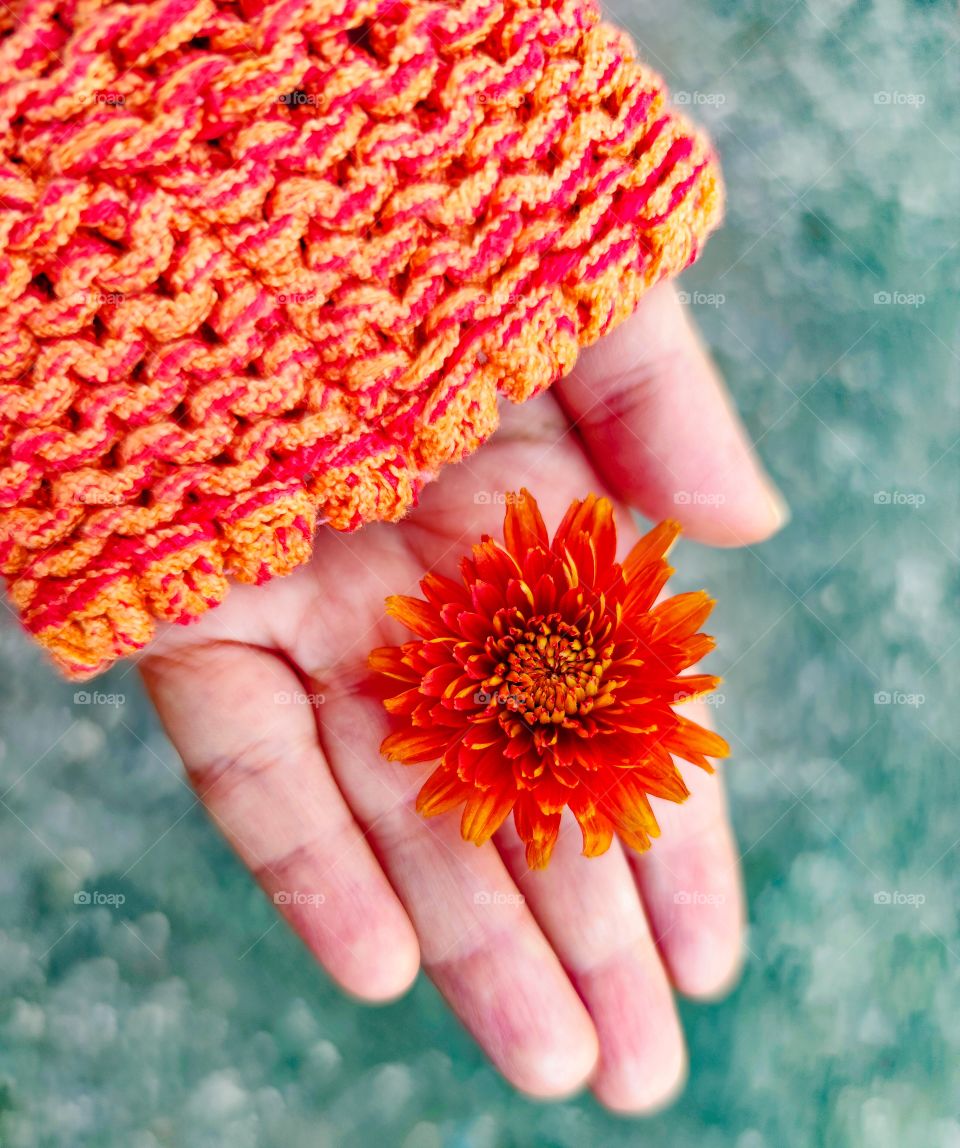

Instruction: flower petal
[462,717,502,752]
[623,520,682,580]
[669,673,722,703]
[420,662,465,698]
[382,687,422,716]
[571,800,615,858]
[562,531,598,590]
[661,716,730,769]
[503,488,549,559]
[514,796,562,869]
[368,646,419,682]
[420,570,470,610]
[531,571,560,614]
[386,595,441,638]
[621,557,673,615]
[602,777,662,853]
[470,538,521,588]
[456,739,509,789]
[470,578,504,619]
[615,822,657,854]
[651,591,716,643]
[505,577,536,612]
[672,633,718,670]
[528,775,571,814]
[381,728,449,763]
[461,785,516,845]
[450,610,494,645]
[417,766,473,816]
[634,744,691,802]
[553,494,618,574]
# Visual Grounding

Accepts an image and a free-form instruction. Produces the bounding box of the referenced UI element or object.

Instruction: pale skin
[140,283,788,1113]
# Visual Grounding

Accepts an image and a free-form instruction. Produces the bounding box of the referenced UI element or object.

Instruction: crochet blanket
[0,0,722,675]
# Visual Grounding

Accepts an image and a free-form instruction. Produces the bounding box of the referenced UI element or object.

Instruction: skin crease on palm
[139,283,788,1114]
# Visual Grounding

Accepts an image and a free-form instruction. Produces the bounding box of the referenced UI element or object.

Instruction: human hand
[140,282,786,1112]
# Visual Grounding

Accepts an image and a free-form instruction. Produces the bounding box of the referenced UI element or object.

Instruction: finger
[496,814,687,1114]
[556,282,789,546]
[140,641,420,1001]
[629,705,745,997]
[313,678,600,1099]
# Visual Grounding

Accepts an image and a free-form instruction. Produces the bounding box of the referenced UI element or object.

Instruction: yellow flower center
[485,613,615,726]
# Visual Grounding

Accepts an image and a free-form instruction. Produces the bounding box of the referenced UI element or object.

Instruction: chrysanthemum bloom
[370,491,729,868]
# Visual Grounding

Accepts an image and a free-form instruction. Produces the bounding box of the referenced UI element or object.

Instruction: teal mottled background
[1,1,958,1145]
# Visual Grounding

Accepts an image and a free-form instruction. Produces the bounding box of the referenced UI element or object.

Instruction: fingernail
[763,481,791,531]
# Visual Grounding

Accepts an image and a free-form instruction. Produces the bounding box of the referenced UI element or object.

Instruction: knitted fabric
[0,0,723,678]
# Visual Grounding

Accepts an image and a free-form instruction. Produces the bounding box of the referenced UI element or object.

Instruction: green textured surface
[1,1,958,1144]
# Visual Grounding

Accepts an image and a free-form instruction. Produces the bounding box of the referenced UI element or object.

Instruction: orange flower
[370,490,729,869]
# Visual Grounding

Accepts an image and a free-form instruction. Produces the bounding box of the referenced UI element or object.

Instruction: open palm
[140,284,785,1112]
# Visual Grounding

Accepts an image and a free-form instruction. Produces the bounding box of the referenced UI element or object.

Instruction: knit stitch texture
[0,0,723,677]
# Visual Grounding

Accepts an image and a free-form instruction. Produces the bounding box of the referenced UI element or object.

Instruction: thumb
[555,283,789,547]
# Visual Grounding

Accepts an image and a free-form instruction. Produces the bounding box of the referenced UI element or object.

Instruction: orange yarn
[0,0,723,677]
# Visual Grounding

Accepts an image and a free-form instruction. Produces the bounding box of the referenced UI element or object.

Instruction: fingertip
[673,927,745,1002]
[675,890,746,1001]
[512,1024,601,1102]
[593,1037,688,1116]
[662,466,790,549]
[666,821,747,1001]
[340,931,422,1005]
[558,283,790,549]
[633,817,747,1001]
[287,877,421,1005]
[570,924,688,1113]
[448,940,600,1102]
[325,908,421,1004]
